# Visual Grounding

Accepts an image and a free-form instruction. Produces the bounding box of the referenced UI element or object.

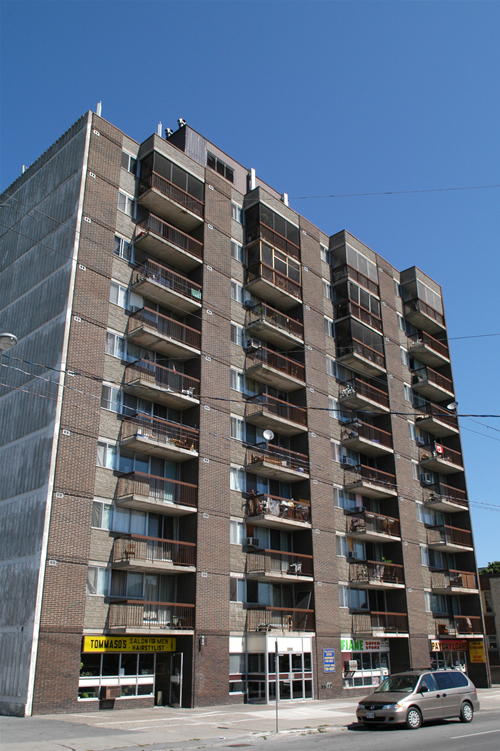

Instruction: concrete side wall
[0,115,89,715]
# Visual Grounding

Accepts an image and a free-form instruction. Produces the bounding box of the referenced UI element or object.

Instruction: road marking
[93,710,245,726]
[451,728,500,739]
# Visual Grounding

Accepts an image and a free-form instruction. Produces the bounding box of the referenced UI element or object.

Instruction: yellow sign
[469,640,486,663]
[431,640,468,652]
[83,636,176,653]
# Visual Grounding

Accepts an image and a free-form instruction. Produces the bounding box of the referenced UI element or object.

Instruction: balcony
[247,606,315,633]
[120,415,199,462]
[247,549,314,582]
[419,443,463,475]
[245,394,307,436]
[346,510,401,542]
[117,472,197,515]
[113,534,196,573]
[337,339,386,378]
[246,493,311,530]
[338,378,390,414]
[352,611,408,635]
[332,264,379,296]
[430,569,478,594]
[137,172,204,232]
[128,309,201,360]
[426,524,473,553]
[404,298,445,335]
[245,346,305,392]
[423,484,468,513]
[131,261,202,313]
[246,263,302,310]
[433,615,483,637]
[408,332,450,368]
[245,302,303,350]
[349,560,405,590]
[411,366,454,402]
[124,360,199,410]
[335,300,382,333]
[109,600,195,633]
[341,420,393,458]
[246,445,309,482]
[134,214,203,271]
[344,464,398,499]
[415,403,459,438]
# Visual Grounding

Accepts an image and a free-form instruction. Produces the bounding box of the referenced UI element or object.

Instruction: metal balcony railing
[125,360,200,396]
[139,172,204,217]
[426,524,473,548]
[247,444,309,473]
[415,402,458,431]
[135,214,203,258]
[352,611,408,633]
[337,338,385,369]
[420,443,463,468]
[408,331,449,359]
[434,615,482,636]
[339,378,389,409]
[118,472,197,508]
[349,560,404,585]
[246,393,307,427]
[423,483,468,506]
[246,493,311,523]
[344,464,397,492]
[247,549,313,577]
[129,309,201,350]
[430,569,477,590]
[113,534,196,567]
[412,366,453,393]
[404,298,444,327]
[331,264,379,295]
[335,300,382,332]
[247,606,315,632]
[347,510,400,537]
[121,415,199,452]
[341,420,393,449]
[132,259,202,302]
[109,600,195,630]
[246,301,303,339]
[246,263,302,300]
[246,346,305,381]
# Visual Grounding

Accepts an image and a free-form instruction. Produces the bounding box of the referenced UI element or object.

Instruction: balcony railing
[332,265,379,295]
[247,549,313,577]
[404,298,444,328]
[135,214,203,259]
[109,600,195,630]
[246,302,303,340]
[423,483,468,507]
[247,606,315,632]
[349,560,404,586]
[344,464,397,492]
[430,569,477,590]
[415,402,458,431]
[335,300,382,332]
[113,534,196,567]
[129,309,201,350]
[118,472,197,508]
[434,615,483,636]
[246,346,305,382]
[259,223,300,259]
[339,378,389,410]
[412,366,453,393]
[347,510,400,538]
[426,524,473,548]
[420,443,463,468]
[337,339,385,369]
[125,360,200,396]
[247,444,309,473]
[246,263,302,300]
[408,332,449,359]
[352,611,408,634]
[246,493,311,523]
[139,172,204,217]
[121,415,199,452]
[132,259,202,303]
[341,420,393,449]
[246,393,307,426]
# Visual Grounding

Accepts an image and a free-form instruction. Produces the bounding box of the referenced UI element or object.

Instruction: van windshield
[374,675,419,693]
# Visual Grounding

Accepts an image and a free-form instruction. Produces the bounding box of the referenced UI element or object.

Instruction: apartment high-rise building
[0,111,489,716]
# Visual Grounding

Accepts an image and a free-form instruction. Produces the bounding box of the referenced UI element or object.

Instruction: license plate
[365,712,375,719]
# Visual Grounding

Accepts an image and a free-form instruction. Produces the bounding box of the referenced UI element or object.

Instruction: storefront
[341,637,390,688]
[430,638,486,675]
[79,635,184,706]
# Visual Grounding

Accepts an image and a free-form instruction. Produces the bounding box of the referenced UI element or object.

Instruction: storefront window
[343,650,390,688]
[78,651,157,700]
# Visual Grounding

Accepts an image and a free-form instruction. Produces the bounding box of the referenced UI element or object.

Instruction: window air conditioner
[422,473,433,484]
[104,686,121,700]
[341,459,356,468]
[245,339,261,351]
[245,537,260,548]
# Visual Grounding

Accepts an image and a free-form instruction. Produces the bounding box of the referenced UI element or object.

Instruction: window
[404,383,412,402]
[331,441,341,463]
[397,313,405,331]
[336,535,347,557]
[412,460,419,480]
[334,489,358,511]
[320,244,329,263]
[230,577,246,602]
[483,591,494,614]
[230,415,245,442]
[408,421,417,442]
[487,635,498,650]
[86,566,109,596]
[230,322,244,347]
[105,331,126,359]
[230,467,245,492]
[230,368,258,396]
[328,397,351,422]
[96,441,117,470]
[109,281,128,309]
[339,584,349,608]
[420,545,430,567]
[322,279,332,300]
[424,592,432,611]
[91,501,112,530]
[117,191,134,217]
[349,588,369,610]
[120,151,137,174]
[231,279,244,303]
[231,240,244,262]
[400,347,409,366]
[113,235,133,261]
[101,384,121,412]
[231,203,243,223]
[324,317,334,338]
[326,357,336,377]
[110,570,145,599]
[394,279,401,297]
[230,518,245,543]
[207,152,234,183]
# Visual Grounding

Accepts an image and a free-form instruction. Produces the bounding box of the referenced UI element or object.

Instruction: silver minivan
[356,669,479,729]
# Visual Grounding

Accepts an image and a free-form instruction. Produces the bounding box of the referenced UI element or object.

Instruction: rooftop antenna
[22,165,26,174]
[96,102,102,117]
[157,122,162,136]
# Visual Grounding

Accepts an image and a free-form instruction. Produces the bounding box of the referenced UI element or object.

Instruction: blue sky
[1,1,499,566]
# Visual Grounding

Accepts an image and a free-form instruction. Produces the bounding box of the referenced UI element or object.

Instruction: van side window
[450,672,468,687]
[419,673,437,691]
[434,672,456,690]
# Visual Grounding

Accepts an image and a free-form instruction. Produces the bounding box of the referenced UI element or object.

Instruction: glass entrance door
[268,651,313,701]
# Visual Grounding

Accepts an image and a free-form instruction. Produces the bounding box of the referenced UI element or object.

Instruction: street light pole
[0,333,18,353]
[275,640,279,733]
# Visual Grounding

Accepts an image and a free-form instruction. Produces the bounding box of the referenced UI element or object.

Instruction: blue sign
[323,648,335,673]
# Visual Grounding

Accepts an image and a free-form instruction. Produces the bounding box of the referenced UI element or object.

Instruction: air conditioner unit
[422,473,433,484]
[104,686,121,700]
[243,300,255,309]
[245,339,261,351]
[245,537,260,548]
[289,562,302,574]
[341,460,356,468]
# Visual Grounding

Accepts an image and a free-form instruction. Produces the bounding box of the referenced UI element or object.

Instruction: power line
[290,183,500,200]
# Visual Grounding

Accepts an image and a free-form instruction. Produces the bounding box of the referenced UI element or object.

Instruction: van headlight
[382,702,402,709]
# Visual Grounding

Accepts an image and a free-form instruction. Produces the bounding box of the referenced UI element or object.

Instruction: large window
[79,652,154,700]
[114,235,133,261]
[247,242,301,284]
[121,151,137,174]
[207,152,234,183]
[117,191,134,217]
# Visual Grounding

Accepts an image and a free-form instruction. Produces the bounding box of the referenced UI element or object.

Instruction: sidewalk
[1,688,499,751]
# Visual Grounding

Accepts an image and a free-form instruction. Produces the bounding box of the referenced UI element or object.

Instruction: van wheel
[405,707,422,730]
[460,702,474,723]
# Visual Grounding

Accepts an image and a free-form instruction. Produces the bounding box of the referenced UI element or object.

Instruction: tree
[479,561,500,574]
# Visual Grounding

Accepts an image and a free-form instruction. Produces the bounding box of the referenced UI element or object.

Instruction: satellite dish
[263,429,274,442]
